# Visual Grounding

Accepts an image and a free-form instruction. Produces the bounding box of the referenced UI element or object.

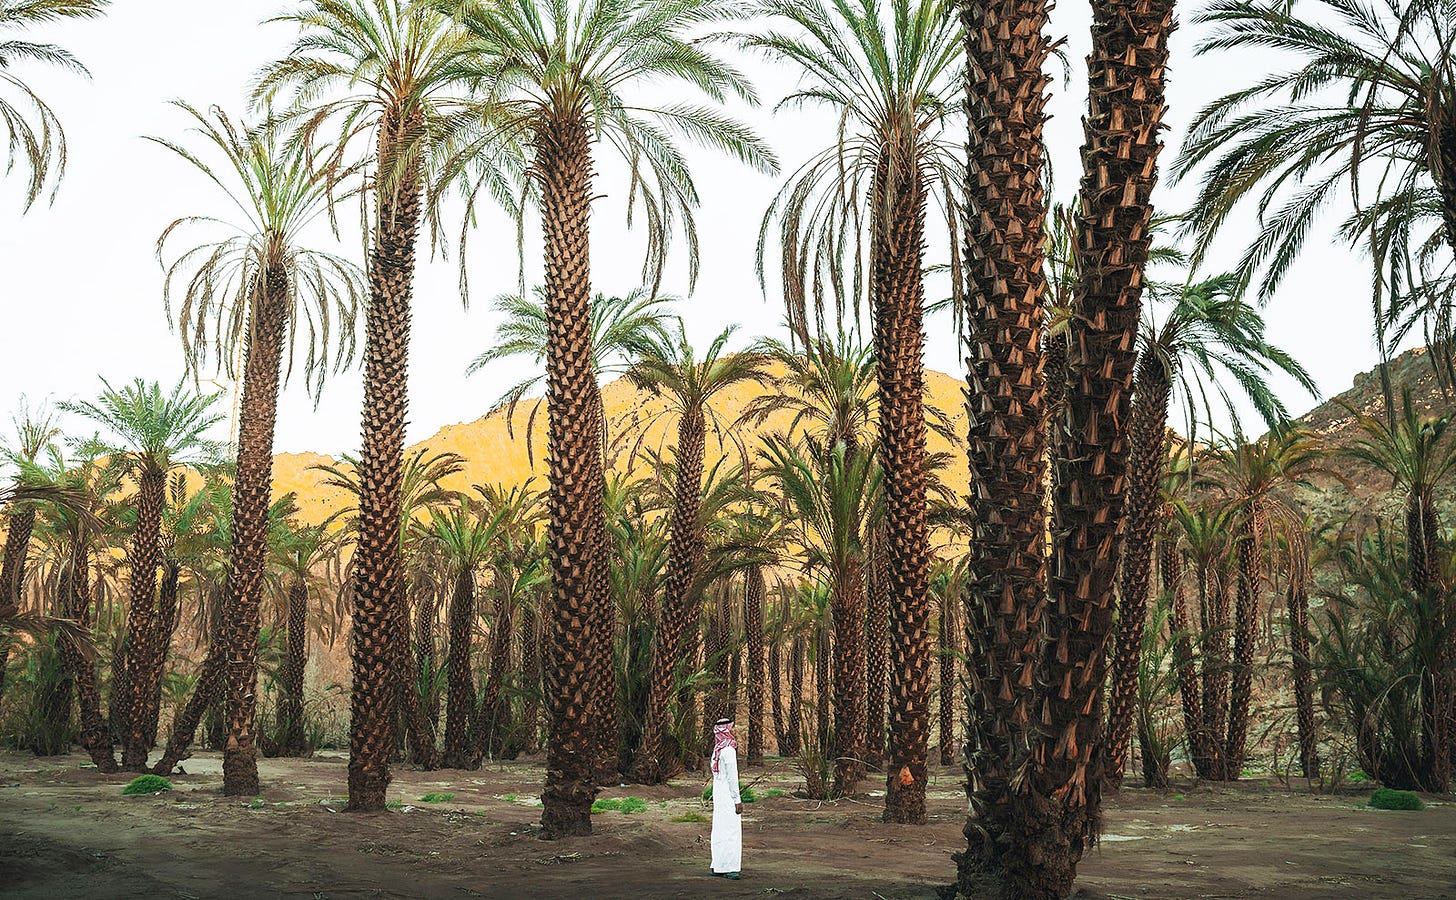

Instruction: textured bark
[1285,580,1320,779]
[442,567,477,768]
[831,559,866,796]
[1200,560,1233,780]
[144,557,182,749]
[787,631,805,757]
[348,108,424,811]
[218,266,289,796]
[415,579,440,730]
[477,569,514,761]
[56,542,117,772]
[770,625,788,757]
[0,505,36,703]
[152,618,224,775]
[121,467,166,770]
[702,592,729,755]
[278,576,308,757]
[955,0,1053,888]
[1225,512,1261,779]
[1106,358,1172,785]
[815,620,831,751]
[939,591,955,767]
[519,598,543,754]
[865,529,889,771]
[872,146,933,826]
[585,380,620,781]
[1164,532,1210,778]
[538,113,604,838]
[744,565,766,766]
[630,403,707,785]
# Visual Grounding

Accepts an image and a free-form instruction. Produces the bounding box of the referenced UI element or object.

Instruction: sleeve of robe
[721,746,741,805]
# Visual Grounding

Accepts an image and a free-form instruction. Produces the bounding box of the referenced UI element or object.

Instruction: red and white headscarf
[711,718,737,773]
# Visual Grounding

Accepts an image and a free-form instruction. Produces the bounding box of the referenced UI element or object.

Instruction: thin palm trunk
[415,580,440,730]
[1225,513,1261,778]
[630,403,707,784]
[938,592,954,767]
[56,540,117,772]
[539,113,605,838]
[815,619,831,750]
[587,381,619,781]
[1201,560,1233,780]
[865,530,889,771]
[787,631,805,756]
[348,108,425,810]
[442,566,477,767]
[1107,359,1172,785]
[121,467,166,770]
[220,268,289,796]
[0,505,35,703]
[956,0,1053,889]
[1164,534,1209,777]
[770,624,788,756]
[1285,579,1319,778]
[146,557,181,748]
[745,565,766,766]
[478,570,514,760]
[520,598,543,754]
[831,559,866,796]
[279,575,308,756]
[873,149,933,826]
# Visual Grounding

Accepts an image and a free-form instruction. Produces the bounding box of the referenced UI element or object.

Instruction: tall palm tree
[1175,0,1456,357]
[62,379,222,771]
[760,433,880,796]
[151,102,363,796]
[0,0,105,211]
[1105,276,1317,784]
[255,0,479,811]
[747,0,962,824]
[627,324,767,783]
[444,0,774,836]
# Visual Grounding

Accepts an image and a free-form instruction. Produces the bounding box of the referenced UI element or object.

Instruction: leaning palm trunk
[1224,512,1261,778]
[219,269,290,796]
[744,565,767,766]
[539,113,606,838]
[873,148,933,826]
[831,559,867,796]
[57,540,117,772]
[955,0,1054,889]
[121,467,167,770]
[278,576,308,757]
[348,111,425,811]
[442,567,477,768]
[1106,357,1172,785]
[630,403,707,785]
[0,505,36,703]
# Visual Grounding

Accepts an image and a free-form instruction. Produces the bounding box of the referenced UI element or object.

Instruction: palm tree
[1175,0,1456,356]
[747,0,962,824]
[760,433,880,796]
[0,401,61,702]
[255,0,480,812]
[1105,276,1317,785]
[151,102,364,796]
[0,0,106,211]
[269,520,336,757]
[443,0,774,836]
[627,324,767,784]
[61,379,222,771]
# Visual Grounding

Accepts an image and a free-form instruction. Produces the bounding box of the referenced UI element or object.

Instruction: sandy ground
[2,750,1453,899]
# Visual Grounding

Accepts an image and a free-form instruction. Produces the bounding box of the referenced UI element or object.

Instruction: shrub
[592,796,648,814]
[122,775,173,795]
[1369,788,1423,810]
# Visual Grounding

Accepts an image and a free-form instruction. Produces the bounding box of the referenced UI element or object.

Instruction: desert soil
[1,750,1452,899]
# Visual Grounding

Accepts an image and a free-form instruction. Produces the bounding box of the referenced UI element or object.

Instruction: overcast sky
[0,2,1397,458]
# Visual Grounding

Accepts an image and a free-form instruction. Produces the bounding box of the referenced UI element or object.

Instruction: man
[709,717,743,879]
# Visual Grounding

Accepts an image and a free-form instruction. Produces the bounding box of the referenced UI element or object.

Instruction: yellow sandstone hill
[270,367,974,519]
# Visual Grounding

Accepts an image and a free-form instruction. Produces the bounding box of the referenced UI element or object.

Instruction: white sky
[0,2,1399,458]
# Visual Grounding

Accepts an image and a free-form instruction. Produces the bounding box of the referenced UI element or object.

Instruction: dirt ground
[1,750,1452,899]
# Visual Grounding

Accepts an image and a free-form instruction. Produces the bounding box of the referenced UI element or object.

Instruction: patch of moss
[592,796,648,814]
[419,792,455,803]
[121,775,172,796]
[1370,788,1423,810]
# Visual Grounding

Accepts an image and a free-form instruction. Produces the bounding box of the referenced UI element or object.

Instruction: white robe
[710,744,742,874]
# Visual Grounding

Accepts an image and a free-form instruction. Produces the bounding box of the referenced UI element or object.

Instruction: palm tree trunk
[57,540,117,772]
[442,566,477,768]
[815,619,831,752]
[478,569,514,761]
[1285,579,1320,779]
[872,147,933,826]
[1164,533,1209,778]
[956,0,1054,888]
[145,558,182,749]
[770,621,787,757]
[1106,360,1172,785]
[415,579,440,730]
[865,528,889,771]
[215,267,290,796]
[279,575,308,757]
[1202,560,1233,780]
[520,597,543,754]
[587,381,620,782]
[744,565,766,766]
[630,404,707,784]
[538,112,606,838]
[831,558,867,796]
[120,467,166,771]
[1225,512,1261,779]
[0,505,36,703]
[938,590,955,767]
[787,631,804,757]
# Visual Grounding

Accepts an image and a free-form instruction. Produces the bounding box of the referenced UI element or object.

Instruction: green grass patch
[592,796,648,814]
[419,792,455,803]
[247,797,265,810]
[1370,788,1423,810]
[386,800,404,810]
[760,789,785,799]
[670,812,709,823]
[1347,770,1370,782]
[121,775,172,796]
[703,782,761,803]
[501,793,519,802]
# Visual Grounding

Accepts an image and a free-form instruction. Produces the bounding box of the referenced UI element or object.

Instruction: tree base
[347,758,390,811]
[540,778,594,839]
[222,746,260,796]
[883,764,927,824]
